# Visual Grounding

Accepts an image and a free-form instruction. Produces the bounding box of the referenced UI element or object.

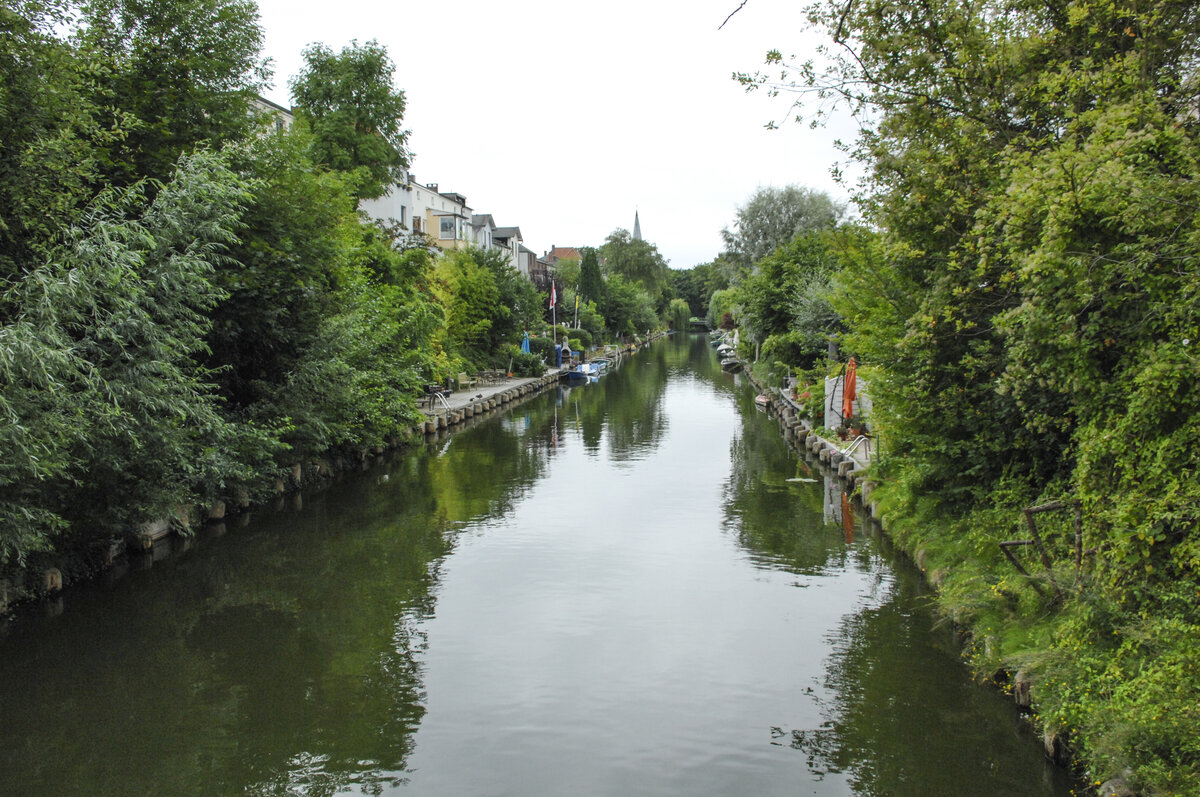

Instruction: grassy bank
[867,484,1200,796]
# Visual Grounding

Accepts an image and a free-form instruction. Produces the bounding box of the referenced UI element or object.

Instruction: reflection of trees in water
[774,572,1069,797]
[721,386,852,575]
[556,344,675,461]
[0,405,561,796]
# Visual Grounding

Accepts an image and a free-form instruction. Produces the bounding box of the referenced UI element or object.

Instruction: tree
[667,298,691,331]
[758,0,1200,789]
[0,150,264,562]
[0,1,109,290]
[578,247,605,309]
[75,0,269,186]
[721,186,844,269]
[602,273,657,339]
[208,126,358,421]
[736,230,841,365]
[289,40,410,200]
[600,228,670,310]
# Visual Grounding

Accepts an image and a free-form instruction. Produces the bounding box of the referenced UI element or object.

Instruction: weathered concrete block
[1098,778,1136,797]
[1013,671,1032,708]
[207,501,226,522]
[173,504,194,532]
[136,517,171,548]
[1043,729,1071,766]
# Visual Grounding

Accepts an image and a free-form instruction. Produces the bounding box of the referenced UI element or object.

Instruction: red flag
[549,283,557,309]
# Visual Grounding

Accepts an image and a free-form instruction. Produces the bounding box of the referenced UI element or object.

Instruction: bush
[528,335,555,361]
[563,327,592,348]
[499,344,546,377]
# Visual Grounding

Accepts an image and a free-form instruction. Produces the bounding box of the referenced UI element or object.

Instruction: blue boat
[560,362,601,385]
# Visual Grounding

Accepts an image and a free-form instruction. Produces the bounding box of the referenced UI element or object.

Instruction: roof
[548,246,581,261]
[494,226,522,241]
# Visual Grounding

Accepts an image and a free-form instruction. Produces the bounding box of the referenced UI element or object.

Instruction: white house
[358,170,413,231]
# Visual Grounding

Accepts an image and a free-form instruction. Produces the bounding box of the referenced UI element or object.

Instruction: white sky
[254,0,858,269]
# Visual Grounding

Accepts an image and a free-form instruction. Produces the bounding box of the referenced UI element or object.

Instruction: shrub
[499,344,545,377]
[563,327,592,348]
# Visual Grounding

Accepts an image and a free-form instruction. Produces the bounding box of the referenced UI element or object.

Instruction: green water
[0,336,1079,796]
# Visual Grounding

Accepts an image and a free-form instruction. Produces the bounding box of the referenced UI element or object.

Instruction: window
[439,216,455,239]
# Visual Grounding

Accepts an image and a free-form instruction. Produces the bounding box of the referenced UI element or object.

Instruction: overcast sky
[254,0,858,269]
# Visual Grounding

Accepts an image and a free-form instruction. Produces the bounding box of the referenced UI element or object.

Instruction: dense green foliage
[76,0,268,186]
[436,246,542,369]
[0,2,104,287]
[736,231,843,368]
[289,40,410,200]
[732,0,1200,791]
[599,228,671,313]
[1,151,265,562]
[0,2,559,575]
[577,247,605,309]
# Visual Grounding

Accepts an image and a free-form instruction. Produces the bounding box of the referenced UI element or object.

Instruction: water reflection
[0,336,1079,797]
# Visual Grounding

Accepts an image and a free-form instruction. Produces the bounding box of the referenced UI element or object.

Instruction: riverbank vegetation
[0,0,676,578]
[696,0,1200,792]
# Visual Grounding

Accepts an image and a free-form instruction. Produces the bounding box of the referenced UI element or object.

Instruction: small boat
[720,356,742,372]
[754,394,771,409]
[560,368,589,385]
[560,361,602,385]
[589,358,611,373]
[716,343,734,357]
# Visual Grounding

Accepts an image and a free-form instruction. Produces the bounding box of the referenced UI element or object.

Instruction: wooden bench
[457,372,478,390]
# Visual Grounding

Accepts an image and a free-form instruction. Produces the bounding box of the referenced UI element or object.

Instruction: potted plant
[847,417,868,438]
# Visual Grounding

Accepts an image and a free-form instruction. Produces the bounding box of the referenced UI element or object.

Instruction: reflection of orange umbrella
[841,492,855,544]
[842,357,857,421]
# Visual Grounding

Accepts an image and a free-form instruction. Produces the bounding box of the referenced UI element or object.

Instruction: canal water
[0,336,1078,796]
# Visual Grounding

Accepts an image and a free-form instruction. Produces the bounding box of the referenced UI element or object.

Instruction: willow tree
[0,151,260,563]
[720,185,844,270]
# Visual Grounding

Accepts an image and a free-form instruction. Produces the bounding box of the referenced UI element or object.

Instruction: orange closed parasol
[842,356,857,421]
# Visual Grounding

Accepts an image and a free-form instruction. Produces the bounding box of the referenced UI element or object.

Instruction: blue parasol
[521,333,530,354]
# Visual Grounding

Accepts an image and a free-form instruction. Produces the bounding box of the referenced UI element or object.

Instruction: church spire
[633,209,642,241]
